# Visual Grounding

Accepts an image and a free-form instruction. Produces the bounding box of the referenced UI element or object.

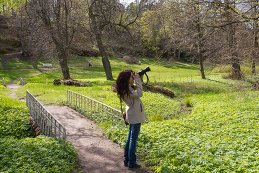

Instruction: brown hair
[116,69,133,101]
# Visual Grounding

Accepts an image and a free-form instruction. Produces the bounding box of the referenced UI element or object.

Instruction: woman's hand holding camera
[134,73,140,79]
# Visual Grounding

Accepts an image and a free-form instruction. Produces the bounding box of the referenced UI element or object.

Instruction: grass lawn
[1,56,258,172]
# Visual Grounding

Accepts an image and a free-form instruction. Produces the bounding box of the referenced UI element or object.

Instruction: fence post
[75,94,78,109]
[66,90,125,126]
[67,90,69,105]
[19,77,26,85]
[83,97,86,115]
[79,95,82,112]
[63,128,66,139]
[90,100,93,119]
[54,120,57,138]
[1,77,5,86]
[2,4,5,14]
[26,91,66,139]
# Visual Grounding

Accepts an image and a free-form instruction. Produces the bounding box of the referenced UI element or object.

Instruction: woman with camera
[116,69,146,169]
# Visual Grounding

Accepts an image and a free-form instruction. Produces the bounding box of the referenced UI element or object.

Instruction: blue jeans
[124,123,141,167]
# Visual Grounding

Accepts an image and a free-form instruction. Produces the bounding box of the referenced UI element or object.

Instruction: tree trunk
[252,58,256,74]
[88,0,113,81]
[178,50,181,60]
[232,59,241,79]
[229,28,241,79]
[95,32,113,80]
[225,0,242,79]
[194,0,205,79]
[57,49,70,80]
[197,31,206,79]
[252,6,258,74]
[230,42,242,80]
[198,52,205,79]
[1,56,7,70]
[173,47,176,60]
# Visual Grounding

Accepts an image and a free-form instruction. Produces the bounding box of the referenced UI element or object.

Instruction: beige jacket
[123,76,146,124]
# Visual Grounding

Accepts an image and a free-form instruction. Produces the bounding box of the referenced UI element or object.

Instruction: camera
[137,66,151,76]
[136,66,151,85]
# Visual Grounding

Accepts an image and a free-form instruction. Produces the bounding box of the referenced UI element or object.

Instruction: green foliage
[0,0,26,14]
[0,107,31,138]
[139,10,164,54]
[1,56,259,172]
[104,91,259,172]
[0,95,31,138]
[0,85,9,96]
[184,97,192,107]
[0,88,77,172]
[0,136,77,173]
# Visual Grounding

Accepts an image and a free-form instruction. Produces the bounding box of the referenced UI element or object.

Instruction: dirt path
[45,105,152,173]
[6,83,21,99]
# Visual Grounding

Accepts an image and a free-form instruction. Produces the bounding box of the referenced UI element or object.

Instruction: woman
[116,69,146,169]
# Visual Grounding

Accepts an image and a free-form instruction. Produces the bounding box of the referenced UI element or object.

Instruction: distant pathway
[45,105,152,173]
[6,83,21,99]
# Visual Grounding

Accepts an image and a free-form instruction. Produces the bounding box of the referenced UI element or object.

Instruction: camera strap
[120,100,123,115]
[142,73,149,85]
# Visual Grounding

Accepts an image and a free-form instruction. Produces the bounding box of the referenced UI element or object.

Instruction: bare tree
[26,0,81,79]
[86,0,118,80]
[164,0,215,79]
[221,0,258,75]
[85,0,145,80]
[250,0,258,74]
[19,6,52,63]
[224,0,242,79]
[207,0,243,79]
[208,0,258,78]
[192,0,206,79]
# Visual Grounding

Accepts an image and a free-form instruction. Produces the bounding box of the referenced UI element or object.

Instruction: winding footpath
[6,83,22,99]
[7,84,152,173]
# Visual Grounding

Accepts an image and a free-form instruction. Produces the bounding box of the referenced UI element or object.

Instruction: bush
[0,94,78,173]
[0,96,32,138]
[0,136,77,173]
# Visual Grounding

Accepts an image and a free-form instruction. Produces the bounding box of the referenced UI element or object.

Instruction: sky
[120,0,136,6]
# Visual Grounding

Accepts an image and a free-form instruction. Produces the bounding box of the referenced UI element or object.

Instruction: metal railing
[26,90,66,139]
[67,90,125,125]
[19,77,25,86]
[1,4,6,15]
[1,77,5,86]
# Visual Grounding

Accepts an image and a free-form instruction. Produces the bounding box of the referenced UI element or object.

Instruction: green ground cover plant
[0,0,26,13]
[0,136,77,173]
[104,91,259,172]
[0,85,78,173]
[0,98,31,138]
[1,56,259,172]
[0,84,9,96]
